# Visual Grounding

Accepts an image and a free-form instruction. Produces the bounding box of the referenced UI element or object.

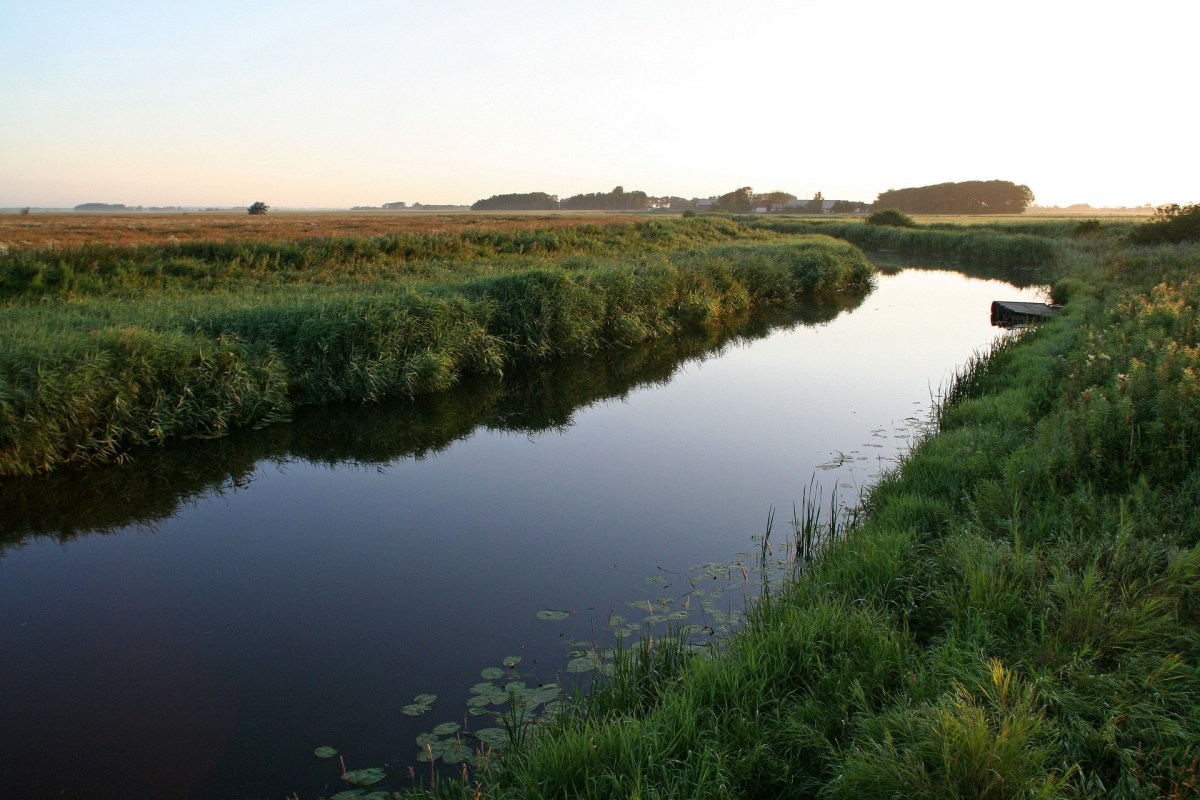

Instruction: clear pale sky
[2,0,1195,209]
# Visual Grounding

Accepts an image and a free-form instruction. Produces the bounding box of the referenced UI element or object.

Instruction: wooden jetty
[990,300,1060,328]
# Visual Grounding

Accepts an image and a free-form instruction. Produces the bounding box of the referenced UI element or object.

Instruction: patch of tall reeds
[743,216,1065,268]
[0,234,873,475]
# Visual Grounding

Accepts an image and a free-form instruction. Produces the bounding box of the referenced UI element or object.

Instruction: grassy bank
[0,219,873,475]
[424,223,1200,798]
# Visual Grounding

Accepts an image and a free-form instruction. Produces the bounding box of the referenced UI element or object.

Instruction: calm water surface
[0,266,1046,799]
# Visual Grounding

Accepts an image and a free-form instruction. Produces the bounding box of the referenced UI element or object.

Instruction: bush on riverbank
[442,231,1200,798]
[0,228,872,475]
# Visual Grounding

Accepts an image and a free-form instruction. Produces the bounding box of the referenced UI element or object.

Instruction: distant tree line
[874,180,1034,215]
[74,203,128,211]
[560,186,649,211]
[465,181,1037,216]
[471,192,560,211]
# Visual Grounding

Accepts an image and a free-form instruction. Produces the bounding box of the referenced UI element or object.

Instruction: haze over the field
[2,0,1195,210]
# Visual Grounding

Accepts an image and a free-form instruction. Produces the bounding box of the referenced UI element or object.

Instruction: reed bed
[741,216,1064,268]
[0,225,873,475]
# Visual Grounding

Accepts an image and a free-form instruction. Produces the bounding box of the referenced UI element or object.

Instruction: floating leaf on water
[525,684,561,705]
[642,575,668,584]
[480,667,505,680]
[502,656,522,669]
[474,728,509,749]
[536,609,572,621]
[330,791,365,800]
[567,652,603,673]
[431,722,461,736]
[313,746,338,759]
[667,611,690,621]
[441,739,473,765]
[467,707,490,716]
[412,693,437,705]
[469,681,496,694]
[503,681,526,695]
[342,767,386,786]
[415,739,448,761]
[402,704,430,716]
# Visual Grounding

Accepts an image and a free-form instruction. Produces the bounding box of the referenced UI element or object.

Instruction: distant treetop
[471,192,559,211]
[874,180,1034,215]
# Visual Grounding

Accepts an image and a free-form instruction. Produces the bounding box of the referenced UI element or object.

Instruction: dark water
[0,265,1047,799]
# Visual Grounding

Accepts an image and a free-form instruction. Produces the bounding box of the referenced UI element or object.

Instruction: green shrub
[1129,203,1200,245]
[867,209,919,228]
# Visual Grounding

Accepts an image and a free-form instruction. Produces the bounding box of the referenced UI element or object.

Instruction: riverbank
[434,220,1200,798]
[0,219,873,475]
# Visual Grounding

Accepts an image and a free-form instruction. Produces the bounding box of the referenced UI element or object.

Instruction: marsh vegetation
[0,218,873,475]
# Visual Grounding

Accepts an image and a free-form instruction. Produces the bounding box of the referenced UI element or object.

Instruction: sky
[1,0,1196,209]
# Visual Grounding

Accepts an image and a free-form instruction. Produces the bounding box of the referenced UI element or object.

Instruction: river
[0,262,1047,799]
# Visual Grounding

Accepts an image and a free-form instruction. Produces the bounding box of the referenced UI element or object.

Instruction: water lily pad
[341,767,385,786]
[313,746,338,759]
[441,739,473,764]
[524,683,561,704]
[474,727,509,749]
[415,739,448,761]
[536,609,572,621]
[567,652,604,673]
[330,791,365,800]
[402,692,437,716]
[502,656,522,669]
[431,722,461,736]
[480,667,505,680]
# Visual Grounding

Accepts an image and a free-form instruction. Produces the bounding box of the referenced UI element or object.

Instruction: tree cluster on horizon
[875,180,1034,215]
[466,179,1034,215]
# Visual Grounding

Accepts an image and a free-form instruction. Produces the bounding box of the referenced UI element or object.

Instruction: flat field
[0,211,645,249]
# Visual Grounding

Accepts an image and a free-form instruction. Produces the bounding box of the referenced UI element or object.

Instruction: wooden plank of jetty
[990,300,1061,328]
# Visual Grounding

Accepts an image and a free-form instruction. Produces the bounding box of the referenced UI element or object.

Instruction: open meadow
[0,211,645,249]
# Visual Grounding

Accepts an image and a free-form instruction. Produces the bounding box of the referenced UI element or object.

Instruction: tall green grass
[742,216,1068,268]
[438,233,1200,799]
[0,232,873,475]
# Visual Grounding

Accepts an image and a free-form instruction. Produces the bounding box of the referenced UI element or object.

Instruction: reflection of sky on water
[0,268,1046,800]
